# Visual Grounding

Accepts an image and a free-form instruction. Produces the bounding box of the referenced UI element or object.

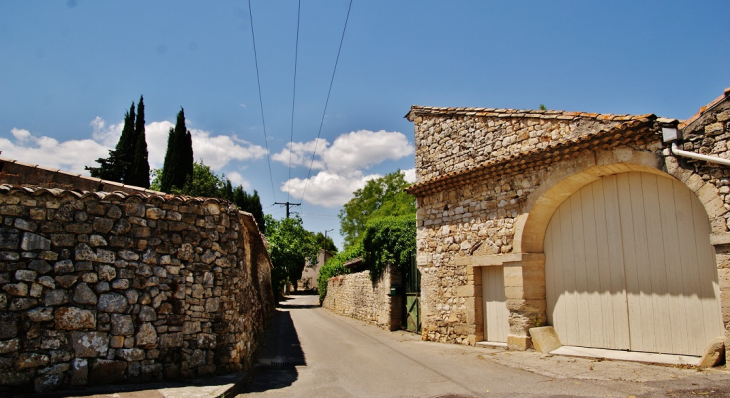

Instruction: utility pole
[274,201,301,218]
[323,229,334,251]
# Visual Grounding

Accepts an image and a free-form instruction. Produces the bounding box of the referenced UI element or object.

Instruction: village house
[297,248,333,292]
[405,88,730,361]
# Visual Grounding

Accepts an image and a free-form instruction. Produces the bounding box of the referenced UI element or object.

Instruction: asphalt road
[238,295,730,398]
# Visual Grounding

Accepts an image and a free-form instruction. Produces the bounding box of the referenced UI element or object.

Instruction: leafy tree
[539,104,547,111]
[160,108,194,192]
[86,97,151,187]
[127,95,150,188]
[87,102,135,182]
[313,232,338,254]
[150,161,266,233]
[317,241,361,302]
[362,215,416,280]
[338,170,416,248]
[265,214,318,299]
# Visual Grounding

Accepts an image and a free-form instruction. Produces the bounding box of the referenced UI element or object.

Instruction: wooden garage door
[545,172,723,356]
[482,266,509,343]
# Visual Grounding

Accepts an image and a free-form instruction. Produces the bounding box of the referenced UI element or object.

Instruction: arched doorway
[544,171,723,356]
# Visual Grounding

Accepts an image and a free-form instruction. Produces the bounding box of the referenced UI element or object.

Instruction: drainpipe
[660,120,730,166]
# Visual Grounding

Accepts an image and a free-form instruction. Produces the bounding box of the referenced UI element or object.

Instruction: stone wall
[406,89,730,351]
[0,185,274,394]
[322,265,401,331]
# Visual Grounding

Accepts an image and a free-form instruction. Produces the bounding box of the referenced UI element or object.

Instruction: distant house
[297,248,334,292]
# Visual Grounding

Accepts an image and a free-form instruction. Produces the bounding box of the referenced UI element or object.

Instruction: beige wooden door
[545,172,723,356]
[482,266,509,343]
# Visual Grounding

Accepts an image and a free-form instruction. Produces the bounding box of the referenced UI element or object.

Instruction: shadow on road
[243,308,307,393]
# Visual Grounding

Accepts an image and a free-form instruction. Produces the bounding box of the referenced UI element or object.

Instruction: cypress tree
[86,102,136,183]
[160,108,194,192]
[128,96,150,188]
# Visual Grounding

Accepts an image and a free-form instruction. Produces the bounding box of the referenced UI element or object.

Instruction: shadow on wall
[243,309,306,393]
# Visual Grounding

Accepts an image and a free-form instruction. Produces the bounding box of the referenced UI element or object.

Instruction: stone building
[406,88,730,360]
[297,249,333,292]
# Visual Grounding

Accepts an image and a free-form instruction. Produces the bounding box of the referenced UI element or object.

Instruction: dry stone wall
[0,185,274,394]
[323,265,401,331]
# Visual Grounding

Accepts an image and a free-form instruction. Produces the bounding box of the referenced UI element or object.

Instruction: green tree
[338,170,416,248]
[160,108,194,192]
[150,161,266,233]
[265,215,318,299]
[362,215,416,280]
[313,232,338,254]
[87,101,136,182]
[127,95,150,188]
[316,241,361,302]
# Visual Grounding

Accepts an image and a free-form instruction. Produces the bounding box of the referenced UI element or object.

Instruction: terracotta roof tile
[678,87,730,130]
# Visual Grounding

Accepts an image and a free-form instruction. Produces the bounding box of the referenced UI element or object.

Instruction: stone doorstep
[550,346,701,367]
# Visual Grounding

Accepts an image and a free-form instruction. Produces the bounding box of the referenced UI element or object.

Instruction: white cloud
[275,129,414,208]
[226,171,251,190]
[281,170,380,208]
[1,117,269,181]
[402,168,416,183]
[0,128,110,175]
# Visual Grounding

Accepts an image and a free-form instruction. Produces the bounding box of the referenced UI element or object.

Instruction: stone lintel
[711,232,730,246]
[455,252,545,267]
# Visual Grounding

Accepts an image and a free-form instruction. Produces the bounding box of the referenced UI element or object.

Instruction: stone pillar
[505,253,546,350]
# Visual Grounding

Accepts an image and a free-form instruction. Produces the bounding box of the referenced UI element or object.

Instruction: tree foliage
[160,108,194,192]
[265,214,319,300]
[362,215,416,280]
[87,96,150,187]
[316,241,362,302]
[338,170,415,248]
[313,232,338,254]
[127,96,150,188]
[150,161,266,233]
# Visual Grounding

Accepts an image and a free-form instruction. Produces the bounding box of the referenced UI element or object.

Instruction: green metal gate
[403,256,421,333]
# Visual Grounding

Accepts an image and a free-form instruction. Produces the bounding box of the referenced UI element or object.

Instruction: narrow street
[238,295,730,398]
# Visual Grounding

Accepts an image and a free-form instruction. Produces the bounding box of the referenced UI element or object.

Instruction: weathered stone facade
[407,88,730,356]
[323,264,402,331]
[0,183,274,393]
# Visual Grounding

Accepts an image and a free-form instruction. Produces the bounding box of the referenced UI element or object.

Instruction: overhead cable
[247,0,278,202]
[299,0,354,205]
[286,0,303,202]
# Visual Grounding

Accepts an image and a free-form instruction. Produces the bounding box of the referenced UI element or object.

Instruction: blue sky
[1,1,728,250]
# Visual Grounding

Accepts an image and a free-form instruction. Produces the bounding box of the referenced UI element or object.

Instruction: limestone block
[55,307,96,330]
[529,326,562,353]
[136,323,157,346]
[116,348,145,362]
[45,289,69,306]
[53,259,74,273]
[27,307,53,322]
[9,298,37,311]
[160,332,183,348]
[110,314,134,336]
[74,283,98,305]
[98,293,128,313]
[698,337,726,368]
[29,259,53,274]
[507,334,532,351]
[16,353,50,369]
[34,374,63,393]
[21,232,51,251]
[54,274,79,288]
[71,331,109,357]
[15,269,37,282]
[4,282,28,297]
[70,358,89,385]
[0,338,20,354]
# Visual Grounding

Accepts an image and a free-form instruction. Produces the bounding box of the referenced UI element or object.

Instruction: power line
[247,0,277,202]
[300,0,354,205]
[275,201,301,219]
[286,0,303,202]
